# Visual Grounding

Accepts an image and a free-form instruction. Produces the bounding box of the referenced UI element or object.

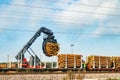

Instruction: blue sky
[0,0,120,62]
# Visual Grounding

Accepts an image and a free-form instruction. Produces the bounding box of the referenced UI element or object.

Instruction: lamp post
[71,44,76,68]
[70,44,74,53]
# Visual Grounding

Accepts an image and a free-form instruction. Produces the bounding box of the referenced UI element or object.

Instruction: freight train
[0,54,120,73]
[57,54,120,71]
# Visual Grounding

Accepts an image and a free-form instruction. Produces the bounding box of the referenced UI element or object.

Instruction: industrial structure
[0,27,120,73]
[15,27,59,68]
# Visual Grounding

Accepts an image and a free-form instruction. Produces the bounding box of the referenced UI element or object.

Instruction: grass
[106,78,120,80]
[63,70,85,80]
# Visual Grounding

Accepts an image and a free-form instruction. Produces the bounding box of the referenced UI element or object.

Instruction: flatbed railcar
[1,67,120,74]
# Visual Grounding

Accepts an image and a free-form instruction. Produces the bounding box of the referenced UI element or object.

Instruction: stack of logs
[87,55,112,68]
[44,42,59,56]
[0,63,17,68]
[112,56,120,68]
[58,54,82,68]
[101,56,111,68]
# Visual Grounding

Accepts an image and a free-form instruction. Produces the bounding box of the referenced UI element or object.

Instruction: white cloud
[0,0,119,31]
[52,0,120,35]
[53,0,103,27]
[0,0,26,29]
[0,0,50,29]
[93,0,120,36]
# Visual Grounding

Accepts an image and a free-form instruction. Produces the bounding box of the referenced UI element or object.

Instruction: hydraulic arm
[15,27,59,61]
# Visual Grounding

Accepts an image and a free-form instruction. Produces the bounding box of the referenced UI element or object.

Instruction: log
[58,54,82,68]
[87,55,112,68]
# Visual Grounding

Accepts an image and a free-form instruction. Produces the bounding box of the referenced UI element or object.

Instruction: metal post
[7,54,11,68]
[99,56,101,69]
[93,57,95,69]
[81,55,82,69]
[106,57,108,69]
[57,55,58,68]
[18,54,19,68]
[44,62,46,68]
[51,62,53,68]
[7,54,9,68]
[40,60,41,68]
[34,56,36,68]
[74,55,76,68]
[40,55,41,68]
[20,53,22,68]
[27,50,33,68]
[29,56,32,68]
[85,56,88,69]
[113,61,115,69]
[10,60,11,69]
[65,54,67,68]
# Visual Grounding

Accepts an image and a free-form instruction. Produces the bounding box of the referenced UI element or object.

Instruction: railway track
[0,68,120,74]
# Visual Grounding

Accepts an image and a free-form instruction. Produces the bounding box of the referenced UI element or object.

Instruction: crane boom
[15,27,59,60]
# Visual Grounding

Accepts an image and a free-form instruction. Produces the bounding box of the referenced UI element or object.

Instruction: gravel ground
[0,73,120,80]
[0,74,66,80]
[84,73,120,79]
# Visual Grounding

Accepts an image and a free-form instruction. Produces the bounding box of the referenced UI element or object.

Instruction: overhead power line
[1,17,120,27]
[0,11,120,22]
[0,28,120,36]
[0,29,35,32]
[1,1,120,10]
[41,0,120,9]
[0,16,100,23]
[0,17,91,25]
[0,11,120,26]
[0,12,104,21]
[0,3,120,17]
[55,32,120,36]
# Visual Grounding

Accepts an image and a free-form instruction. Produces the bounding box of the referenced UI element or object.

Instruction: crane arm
[15,27,57,60]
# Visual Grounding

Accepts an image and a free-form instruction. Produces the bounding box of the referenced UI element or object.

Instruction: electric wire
[0,12,106,21]
[0,2,119,25]
[0,11,95,21]
[0,11,120,23]
[0,18,93,25]
[0,16,98,23]
[0,28,120,36]
[0,3,120,17]
[0,11,120,26]
[0,2,120,33]
[40,0,120,9]
[1,1,120,9]
[1,18,120,27]
[1,16,120,28]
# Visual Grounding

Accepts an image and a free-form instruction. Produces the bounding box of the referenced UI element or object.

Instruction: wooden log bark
[58,54,82,68]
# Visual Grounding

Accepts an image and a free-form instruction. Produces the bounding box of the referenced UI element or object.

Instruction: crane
[15,27,59,68]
